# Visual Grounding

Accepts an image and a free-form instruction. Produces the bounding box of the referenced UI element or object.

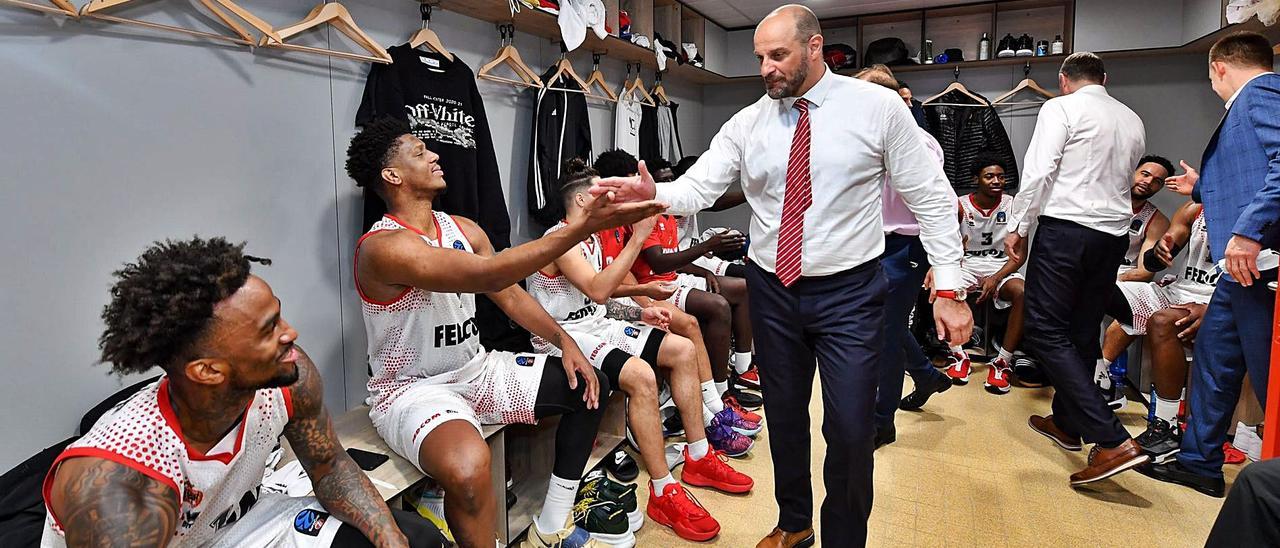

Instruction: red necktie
[776,99,812,287]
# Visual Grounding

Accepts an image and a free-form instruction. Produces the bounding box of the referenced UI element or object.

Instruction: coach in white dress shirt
[593,6,971,547]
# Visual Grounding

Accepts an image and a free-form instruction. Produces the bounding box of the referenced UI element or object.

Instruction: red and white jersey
[527,222,606,337]
[958,194,1014,270]
[357,213,486,414]
[42,378,293,547]
[1166,210,1219,304]
[1120,201,1160,274]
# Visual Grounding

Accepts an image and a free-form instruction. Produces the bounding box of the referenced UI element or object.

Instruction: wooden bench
[282,393,628,546]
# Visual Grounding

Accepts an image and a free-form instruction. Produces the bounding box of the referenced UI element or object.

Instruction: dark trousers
[876,234,947,426]
[1179,276,1275,477]
[1206,459,1280,547]
[746,260,886,547]
[1022,217,1129,447]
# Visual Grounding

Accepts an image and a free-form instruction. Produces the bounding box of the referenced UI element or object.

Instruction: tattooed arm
[605,300,644,322]
[284,350,407,548]
[47,457,179,547]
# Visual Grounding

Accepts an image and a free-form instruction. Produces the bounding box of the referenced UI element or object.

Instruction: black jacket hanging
[527,65,593,229]
[356,45,512,249]
[923,89,1020,196]
[638,103,661,165]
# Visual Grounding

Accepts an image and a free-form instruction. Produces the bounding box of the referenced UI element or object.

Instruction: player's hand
[1171,302,1208,341]
[590,160,659,203]
[579,190,667,235]
[1225,235,1264,287]
[696,270,721,293]
[976,276,1000,304]
[641,281,677,300]
[1154,234,1176,268]
[933,298,974,347]
[1165,160,1199,196]
[1004,233,1027,264]
[703,230,747,256]
[560,343,600,409]
[632,214,659,240]
[641,307,672,331]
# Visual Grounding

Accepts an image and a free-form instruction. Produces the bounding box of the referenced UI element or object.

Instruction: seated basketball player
[527,160,755,542]
[594,151,759,402]
[43,237,444,547]
[346,118,664,548]
[941,154,1028,394]
[1096,201,1218,463]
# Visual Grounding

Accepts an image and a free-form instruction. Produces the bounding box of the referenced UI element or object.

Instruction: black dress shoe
[900,372,952,411]
[1138,460,1226,497]
[875,423,896,449]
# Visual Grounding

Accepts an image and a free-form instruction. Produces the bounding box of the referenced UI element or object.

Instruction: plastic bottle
[1051,35,1064,55]
[979,32,990,60]
[923,39,934,64]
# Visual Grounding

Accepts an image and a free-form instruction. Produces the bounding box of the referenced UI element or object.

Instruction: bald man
[593,6,971,547]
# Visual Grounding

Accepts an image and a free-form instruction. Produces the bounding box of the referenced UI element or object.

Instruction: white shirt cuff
[931,265,962,291]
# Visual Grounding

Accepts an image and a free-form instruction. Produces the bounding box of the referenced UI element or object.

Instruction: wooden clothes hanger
[79,0,280,45]
[546,46,613,102]
[618,63,657,107]
[651,71,671,105]
[923,66,990,107]
[259,1,392,64]
[583,53,618,102]
[992,63,1057,105]
[1,0,77,17]
[477,23,543,89]
[408,2,452,61]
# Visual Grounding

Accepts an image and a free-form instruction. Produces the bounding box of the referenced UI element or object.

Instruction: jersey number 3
[980,232,993,246]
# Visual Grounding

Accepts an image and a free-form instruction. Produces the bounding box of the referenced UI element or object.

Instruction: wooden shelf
[443,0,730,84]
[874,53,1069,74]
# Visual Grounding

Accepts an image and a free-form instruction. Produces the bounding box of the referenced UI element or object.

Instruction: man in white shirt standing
[593,6,972,547]
[1007,52,1152,485]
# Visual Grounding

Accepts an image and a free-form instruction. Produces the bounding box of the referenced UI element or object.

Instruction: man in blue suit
[1144,31,1279,497]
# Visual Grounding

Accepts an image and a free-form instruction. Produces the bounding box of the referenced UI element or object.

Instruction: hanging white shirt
[1010,84,1146,237]
[655,67,964,289]
[614,98,642,156]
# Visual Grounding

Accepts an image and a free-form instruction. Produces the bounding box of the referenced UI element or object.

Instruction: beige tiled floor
[632,362,1240,547]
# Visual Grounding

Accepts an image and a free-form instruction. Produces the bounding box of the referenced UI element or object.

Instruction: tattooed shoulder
[50,457,179,548]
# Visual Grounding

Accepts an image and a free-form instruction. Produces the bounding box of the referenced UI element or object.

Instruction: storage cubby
[680,8,705,57]
[652,0,681,47]
[925,4,997,63]
[859,11,924,67]
[996,0,1072,56]
[620,0,653,42]
[603,0,620,38]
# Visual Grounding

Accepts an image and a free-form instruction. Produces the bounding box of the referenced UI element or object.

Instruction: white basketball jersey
[1120,202,1160,272]
[958,194,1014,269]
[43,378,292,547]
[675,215,700,251]
[357,213,486,414]
[528,222,606,338]
[1166,210,1219,304]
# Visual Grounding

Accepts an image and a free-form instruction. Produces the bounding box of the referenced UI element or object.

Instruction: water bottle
[979,32,990,60]
[923,39,934,64]
[1109,353,1128,391]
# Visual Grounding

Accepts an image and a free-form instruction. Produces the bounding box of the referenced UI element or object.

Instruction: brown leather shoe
[756,527,816,548]
[1070,439,1150,485]
[1028,414,1082,451]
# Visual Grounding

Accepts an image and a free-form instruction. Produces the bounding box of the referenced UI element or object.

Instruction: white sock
[733,352,753,374]
[1154,395,1181,426]
[687,438,710,460]
[701,381,725,413]
[535,475,578,535]
[1094,359,1113,390]
[714,381,728,397]
[702,404,715,427]
[997,347,1014,364]
[651,473,678,494]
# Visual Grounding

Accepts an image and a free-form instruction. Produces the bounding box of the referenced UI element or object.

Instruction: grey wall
[1075,0,1189,52]
[0,0,705,469]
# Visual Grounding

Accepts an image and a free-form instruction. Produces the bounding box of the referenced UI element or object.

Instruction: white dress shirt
[1010,84,1146,237]
[656,67,964,289]
[882,128,948,236]
[1226,71,1274,110]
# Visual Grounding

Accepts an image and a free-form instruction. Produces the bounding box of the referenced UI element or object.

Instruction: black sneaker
[571,491,633,545]
[603,447,639,482]
[727,386,762,410]
[580,469,643,533]
[1100,382,1127,410]
[997,33,1016,58]
[662,413,685,438]
[1016,34,1034,57]
[1137,460,1225,498]
[1134,419,1181,464]
[1011,356,1049,387]
[900,372,952,411]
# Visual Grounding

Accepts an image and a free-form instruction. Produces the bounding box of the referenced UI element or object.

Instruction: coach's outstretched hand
[591,159,660,204]
[579,182,666,234]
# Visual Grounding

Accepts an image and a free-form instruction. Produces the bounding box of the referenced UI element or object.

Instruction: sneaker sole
[1136,465,1226,497]
[1027,417,1082,451]
[646,506,720,542]
[732,425,762,437]
[628,509,645,533]
[984,382,1011,394]
[949,375,970,385]
[735,380,762,391]
[587,530,636,547]
[1070,454,1150,486]
[1150,449,1180,465]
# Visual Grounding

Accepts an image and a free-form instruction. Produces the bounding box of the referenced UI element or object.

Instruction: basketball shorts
[959,261,1023,310]
[370,351,548,473]
[1115,280,1211,336]
[539,318,664,387]
[206,494,345,547]
[669,273,708,311]
[692,256,732,276]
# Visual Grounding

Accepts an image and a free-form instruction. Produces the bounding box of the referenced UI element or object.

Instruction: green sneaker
[580,469,642,532]
[570,495,633,547]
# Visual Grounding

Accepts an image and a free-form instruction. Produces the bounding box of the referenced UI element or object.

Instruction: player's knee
[436,448,491,508]
[707,294,732,322]
[1006,279,1025,300]
[662,335,697,368]
[1149,309,1181,337]
[673,310,699,333]
[620,358,658,402]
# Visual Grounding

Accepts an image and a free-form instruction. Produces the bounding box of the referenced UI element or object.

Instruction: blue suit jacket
[1193,73,1280,262]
